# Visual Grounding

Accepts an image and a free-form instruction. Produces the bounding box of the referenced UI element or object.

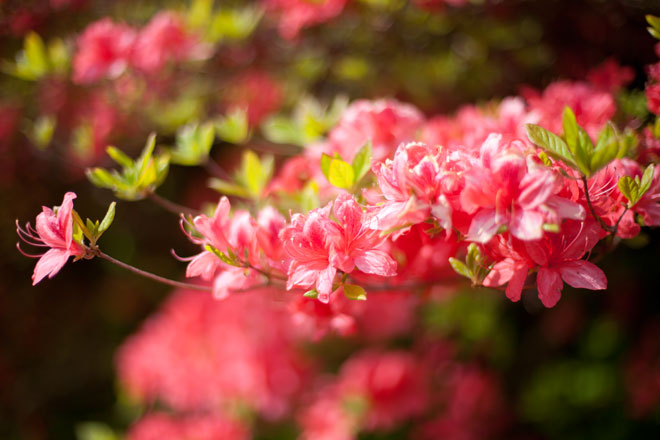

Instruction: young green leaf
[562,107,579,152]
[639,163,655,198]
[215,108,249,144]
[618,176,640,207]
[303,289,319,299]
[320,153,332,179]
[327,158,355,189]
[98,202,116,234]
[352,141,372,183]
[449,258,471,279]
[526,123,578,170]
[344,284,367,301]
[647,15,660,39]
[208,178,251,198]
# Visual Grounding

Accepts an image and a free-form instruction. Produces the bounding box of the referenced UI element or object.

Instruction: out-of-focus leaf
[352,141,372,183]
[215,109,249,144]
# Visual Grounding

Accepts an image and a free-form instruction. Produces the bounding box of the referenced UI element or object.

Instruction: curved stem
[95,249,212,292]
[147,192,200,217]
[204,160,232,180]
[581,176,614,233]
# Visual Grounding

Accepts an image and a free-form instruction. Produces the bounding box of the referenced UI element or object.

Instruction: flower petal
[32,248,70,285]
[557,260,607,290]
[467,209,499,243]
[536,267,563,308]
[354,249,397,277]
[509,209,544,241]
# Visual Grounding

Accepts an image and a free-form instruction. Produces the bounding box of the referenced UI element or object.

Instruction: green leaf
[204,245,239,266]
[303,289,319,299]
[239,150,273,197]
[320,153,332,179]
[590,123,620,173]
[526,124,578,170]
[22,32,48,79]
[465,243,482,273]
[647,15,660,39]
[209,7,263,41]
[300,181,320,212]
[351,141,372,183]
[208,178,251,198]
[171,122,215,165]
[639,164,655,198]
[618,176,640,206]
[106,146,134,169]
[562,107,579,152]
[47,38,69,75]
[215,109,249,144]
[344,284,367,301]
[449,257,471,279]
[76,422,118,440]
[261,116,302,145]
[187,0,213,29]
[137,133,157,180]
[86,168,120,188]
[327,158,355,189]
[27,115,56,149]
[98,202,116,234]
[538,151,552,167]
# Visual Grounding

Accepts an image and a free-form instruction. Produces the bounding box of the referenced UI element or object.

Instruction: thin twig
[204,160,232,180]
[581,176,614,233]
[95,249,212,292]
[147,192,200,217]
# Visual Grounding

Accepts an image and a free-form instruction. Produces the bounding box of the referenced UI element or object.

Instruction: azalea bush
[4,0,660,439]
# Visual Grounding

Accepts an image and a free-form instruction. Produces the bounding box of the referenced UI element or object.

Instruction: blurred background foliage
[2,0,660,438]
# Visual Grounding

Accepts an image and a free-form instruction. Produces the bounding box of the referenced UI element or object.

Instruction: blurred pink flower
[265,0,348,40]
[132,12,208,75]
[127,412,248,440]
[73,18,136,84]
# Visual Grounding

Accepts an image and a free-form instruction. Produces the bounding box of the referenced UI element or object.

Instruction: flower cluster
[73,12,206,84]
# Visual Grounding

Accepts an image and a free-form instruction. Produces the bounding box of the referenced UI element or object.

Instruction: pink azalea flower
[264,0,348,40]
[280,204,337,302]
[460,134,584,243]
[183,197,280,299]
[337,350,429,430]
[298,386,356,440]
[523,80,616,139]
[329,193,397,277]
[127,412,248,440]
[323,99,425,162]
[17,192,84,285]
[225,71,283,126]
[281,195,396,302]
[370,142,452,234]
[73,18,136,84]
[132,12,209,75]
[183,197,232,281]
[117,289,309,418]
[523,221,607,307]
